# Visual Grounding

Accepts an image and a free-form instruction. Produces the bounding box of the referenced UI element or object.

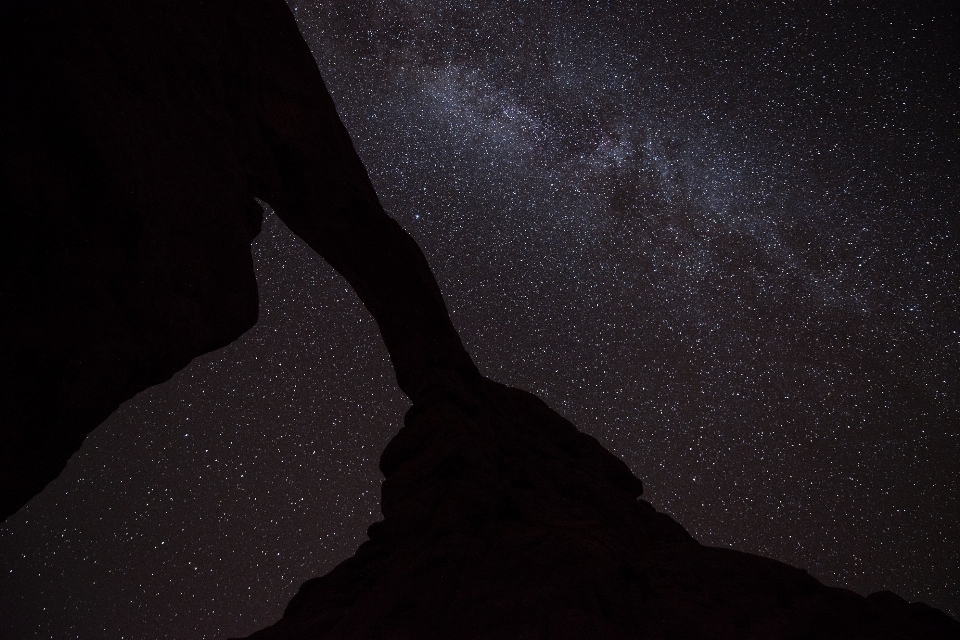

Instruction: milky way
[1,2,957,638]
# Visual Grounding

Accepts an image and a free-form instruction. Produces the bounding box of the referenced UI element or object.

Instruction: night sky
[2,2,958,638]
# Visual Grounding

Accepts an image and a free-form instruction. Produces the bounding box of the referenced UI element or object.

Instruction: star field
[1,1,957,638]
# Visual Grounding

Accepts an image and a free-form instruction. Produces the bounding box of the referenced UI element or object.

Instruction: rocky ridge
[240,373,958,639]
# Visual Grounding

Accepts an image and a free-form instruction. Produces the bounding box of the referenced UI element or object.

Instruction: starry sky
[1,1,958,638]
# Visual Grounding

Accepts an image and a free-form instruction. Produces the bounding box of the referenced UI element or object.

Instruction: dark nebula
[1,1,957,638]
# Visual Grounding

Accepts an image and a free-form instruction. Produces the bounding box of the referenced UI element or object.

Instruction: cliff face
[1,1,957,638]
[239,375,959,640]
[0,0,473,521]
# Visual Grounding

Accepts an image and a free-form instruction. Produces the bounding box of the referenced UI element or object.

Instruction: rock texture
[0,0,473,521]
[240,374,959,640]
[1,0,957,637]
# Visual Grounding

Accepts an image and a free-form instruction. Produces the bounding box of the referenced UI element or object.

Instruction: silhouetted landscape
[2,0,957,638]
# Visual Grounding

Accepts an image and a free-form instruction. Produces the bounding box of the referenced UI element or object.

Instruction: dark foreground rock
[0,0,473,521]
[240,374,959,640]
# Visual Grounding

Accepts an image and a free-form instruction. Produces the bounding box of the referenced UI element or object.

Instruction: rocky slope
[239,374,959,639]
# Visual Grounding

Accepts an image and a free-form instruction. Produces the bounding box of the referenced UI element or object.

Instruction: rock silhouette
[0,1,956,638]
[0,0,473,521]
[238,374,960,639]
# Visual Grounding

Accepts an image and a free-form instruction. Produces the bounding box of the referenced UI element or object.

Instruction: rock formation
[239,375,960,639]
[0,0,473,521]
[0,0,956,638]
